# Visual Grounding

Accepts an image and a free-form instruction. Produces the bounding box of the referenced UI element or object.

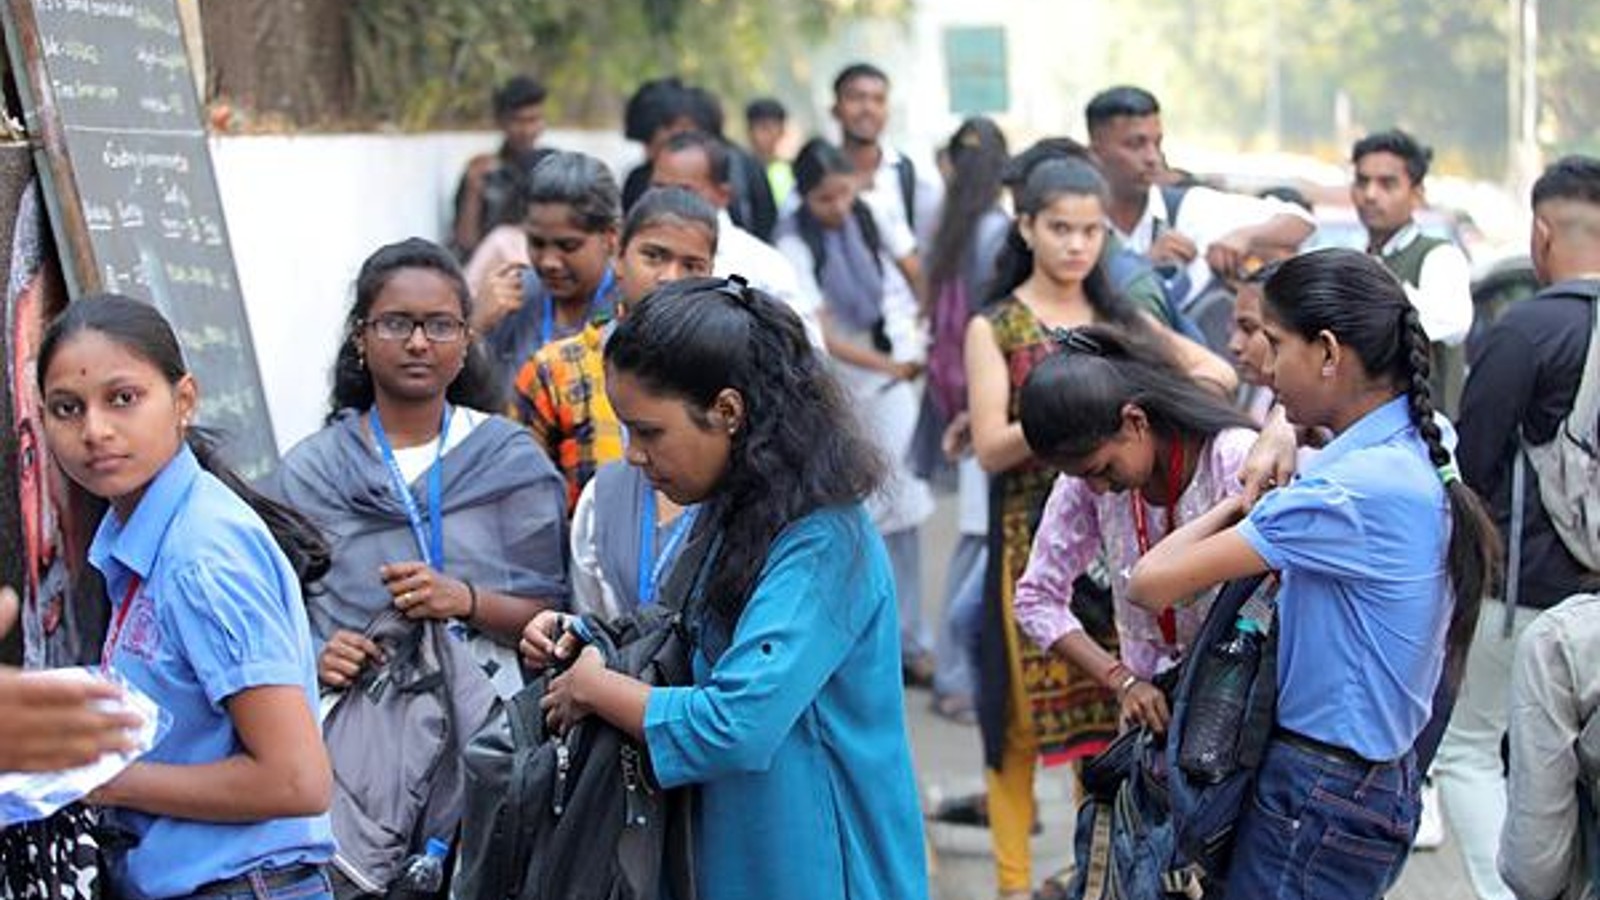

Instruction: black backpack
[453,608,697,900]
[453,529,716,900]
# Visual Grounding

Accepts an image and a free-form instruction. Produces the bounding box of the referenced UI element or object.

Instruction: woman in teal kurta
[523,277,929,900]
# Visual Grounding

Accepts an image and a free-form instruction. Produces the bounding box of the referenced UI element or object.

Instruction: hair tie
[1050,327,1106,356]
[713,274,757,309]
[1436,461,1462,486]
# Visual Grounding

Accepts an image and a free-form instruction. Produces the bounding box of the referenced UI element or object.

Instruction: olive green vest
[1378,231,1464,417]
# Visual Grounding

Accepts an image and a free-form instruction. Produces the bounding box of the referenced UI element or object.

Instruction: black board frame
[0,0,277,477]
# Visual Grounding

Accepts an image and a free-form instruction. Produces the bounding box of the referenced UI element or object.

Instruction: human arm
[452,155,498,255]
[1128,495,1268,611]
[1499,610,1585,900]
[964,315,1032,473]
[818,309,920,379]
[385,560,556,642]
[1011,478,1168,729]
[1236,404,1301,510]
[92,684,331,820]
[1204,211,1313,279]
[1406,243,1473,347]
[471,261,529,336]
[0,586,139,771]
[1148,313,1238,395]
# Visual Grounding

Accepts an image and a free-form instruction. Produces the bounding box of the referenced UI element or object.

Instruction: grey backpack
[1509,293,1600,618]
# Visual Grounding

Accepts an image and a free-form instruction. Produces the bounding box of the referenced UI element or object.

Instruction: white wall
[209,128,636,455]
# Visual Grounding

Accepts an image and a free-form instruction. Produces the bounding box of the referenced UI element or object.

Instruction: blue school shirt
[1236,396,1452,762]
[87,446,335,900]
[643,505,929,900]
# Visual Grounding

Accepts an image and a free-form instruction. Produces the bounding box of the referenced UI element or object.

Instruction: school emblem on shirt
[118,595,161,662]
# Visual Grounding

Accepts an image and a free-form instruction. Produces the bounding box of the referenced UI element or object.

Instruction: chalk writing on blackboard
[2,0,278,477]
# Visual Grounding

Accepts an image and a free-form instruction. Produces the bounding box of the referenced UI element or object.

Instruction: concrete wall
[209,128,636,454]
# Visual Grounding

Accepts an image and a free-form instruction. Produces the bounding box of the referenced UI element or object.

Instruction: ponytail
[1262,248,1502,694]
[1397,306,1501,690]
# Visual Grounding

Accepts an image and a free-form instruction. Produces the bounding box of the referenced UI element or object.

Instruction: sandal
[929,792,988,827]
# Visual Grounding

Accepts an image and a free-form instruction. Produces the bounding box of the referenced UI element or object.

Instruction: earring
[1321,364,1335,378]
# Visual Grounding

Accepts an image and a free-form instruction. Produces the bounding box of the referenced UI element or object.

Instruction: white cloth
[775,220,934,534]
[714,210,824,350]
[1435,598,1539,900]
[860,144,938,256]
[388,407,485,482]
[1113,184,1314,306]
[567,479,623,622]
[957,456,988,536]
[1377,223,1474,346]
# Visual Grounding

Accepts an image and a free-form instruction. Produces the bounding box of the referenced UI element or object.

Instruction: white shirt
[1374,223,1473,346]
[714,210,825,350]
[860,144,941,255]
[774,211,934,534]
[1114,184,1314,306]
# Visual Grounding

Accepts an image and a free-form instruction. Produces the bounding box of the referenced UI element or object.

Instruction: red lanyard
[101,576,143,672]
[1131,437,1183,646]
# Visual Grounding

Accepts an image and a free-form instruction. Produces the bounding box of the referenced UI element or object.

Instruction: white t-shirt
[714,210,824,350]
[388,407,486,482]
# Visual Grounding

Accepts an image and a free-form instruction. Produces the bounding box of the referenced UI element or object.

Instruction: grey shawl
[272,408,569,659]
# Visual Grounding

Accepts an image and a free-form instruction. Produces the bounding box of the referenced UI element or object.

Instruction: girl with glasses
[273,237,569,896]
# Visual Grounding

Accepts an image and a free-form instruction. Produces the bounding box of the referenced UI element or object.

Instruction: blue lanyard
[538,268,616,349]
[370,404,453,569]
[637,491,699,607]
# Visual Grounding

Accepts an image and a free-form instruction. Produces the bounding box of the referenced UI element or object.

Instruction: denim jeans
[1223,736,1419,900]
[175,866,334,900]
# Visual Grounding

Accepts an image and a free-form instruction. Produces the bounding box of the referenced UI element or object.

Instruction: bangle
[1104,662,1132,692]
[463,580,478,621]
[1115,674,1139,698]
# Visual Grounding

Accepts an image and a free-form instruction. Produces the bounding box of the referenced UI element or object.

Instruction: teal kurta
[643,504,929,900]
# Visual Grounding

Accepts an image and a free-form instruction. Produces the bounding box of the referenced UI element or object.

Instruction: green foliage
[346,0,906,130]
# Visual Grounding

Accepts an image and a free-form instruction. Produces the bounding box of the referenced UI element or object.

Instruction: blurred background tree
[200,0,907,131]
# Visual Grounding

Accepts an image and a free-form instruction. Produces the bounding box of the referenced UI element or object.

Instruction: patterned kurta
[976,297,1119,769]
[508,322,624,510]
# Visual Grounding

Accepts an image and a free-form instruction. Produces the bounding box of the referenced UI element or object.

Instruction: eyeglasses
[364,313,468,343]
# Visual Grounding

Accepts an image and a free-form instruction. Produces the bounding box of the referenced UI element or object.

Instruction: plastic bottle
[394,837,449,894]
[1178,615,1264,784]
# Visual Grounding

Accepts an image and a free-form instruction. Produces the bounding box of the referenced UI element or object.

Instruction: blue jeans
[175,865,334,900]
[1223,736,1419,900]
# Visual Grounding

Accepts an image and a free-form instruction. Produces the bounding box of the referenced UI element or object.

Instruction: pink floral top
[1015,428,1257,680]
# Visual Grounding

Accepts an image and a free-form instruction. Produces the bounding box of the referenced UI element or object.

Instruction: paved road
[906,495,1478,900]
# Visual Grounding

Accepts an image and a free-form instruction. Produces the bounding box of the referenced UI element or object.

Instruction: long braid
[1398,306,1500,691]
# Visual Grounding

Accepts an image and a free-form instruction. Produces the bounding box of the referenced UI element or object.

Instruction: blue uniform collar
[88,444,202,582]
[1303,395,1416,477]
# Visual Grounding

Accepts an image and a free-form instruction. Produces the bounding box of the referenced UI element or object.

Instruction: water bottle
[1178,615,1265,784]
[394,837,449,895]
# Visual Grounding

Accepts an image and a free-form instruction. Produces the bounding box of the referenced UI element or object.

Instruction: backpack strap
[1565,290,1600,451]
[1160,184,1190,230]
[1080,800,1115,900]
[895,155,917,232]
[1505,445,1527,636]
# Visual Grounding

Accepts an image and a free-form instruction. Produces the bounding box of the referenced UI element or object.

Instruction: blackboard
[0,0,277,478]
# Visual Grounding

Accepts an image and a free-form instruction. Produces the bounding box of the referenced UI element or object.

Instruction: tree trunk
[199,0,353,127]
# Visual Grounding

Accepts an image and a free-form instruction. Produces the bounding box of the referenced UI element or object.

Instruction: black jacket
[1457,278,1598,609]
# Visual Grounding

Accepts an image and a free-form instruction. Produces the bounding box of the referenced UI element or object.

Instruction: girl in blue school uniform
[36,296,336,900]
[520,278,929,900]
[1127,247,1501,900]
